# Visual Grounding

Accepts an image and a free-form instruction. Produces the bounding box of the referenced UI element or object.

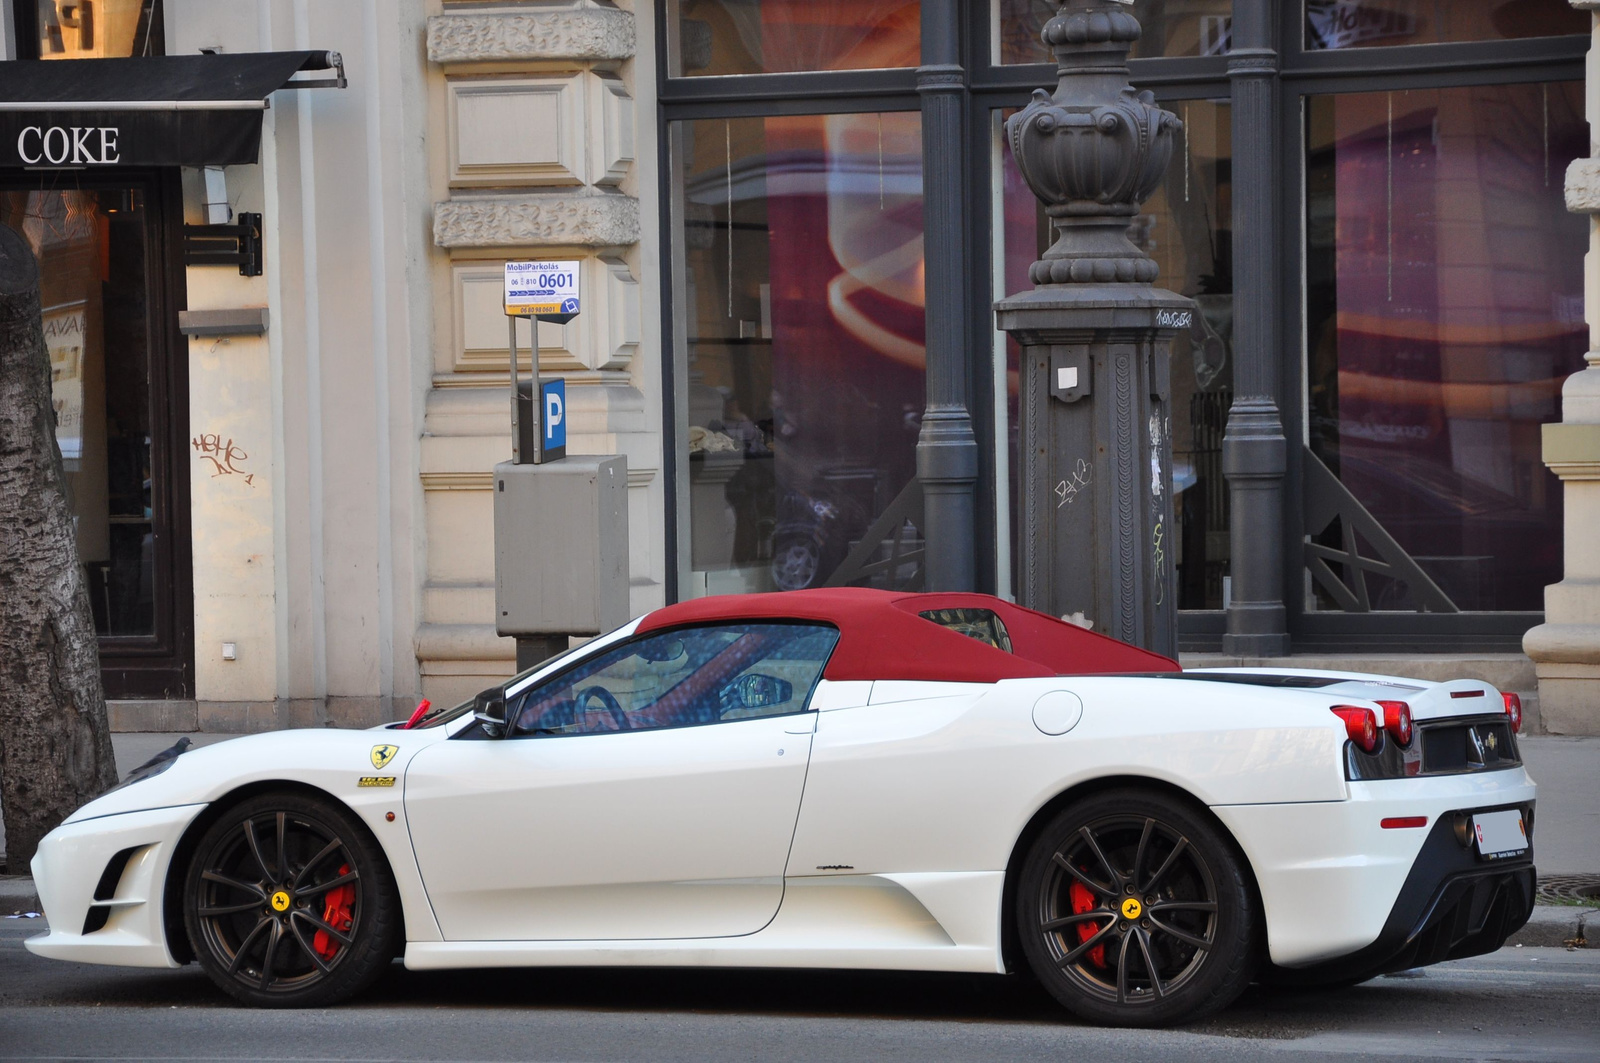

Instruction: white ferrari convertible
[27,589,1536,1026]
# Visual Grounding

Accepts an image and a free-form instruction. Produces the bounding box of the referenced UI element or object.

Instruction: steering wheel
[576,685,630,731]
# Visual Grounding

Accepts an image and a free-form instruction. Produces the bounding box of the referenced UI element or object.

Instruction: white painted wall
[161,0,667,724]
[171,0,432,726]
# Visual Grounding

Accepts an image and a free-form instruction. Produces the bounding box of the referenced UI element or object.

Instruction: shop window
[30,0,163,60]
[4,189,154,636]
[1304,82,1586,612]
[671,111,926,596]
[668,0,919,78]
[995,0,1233,64]
[1304,0,1585,51]
[997,99,1233,610]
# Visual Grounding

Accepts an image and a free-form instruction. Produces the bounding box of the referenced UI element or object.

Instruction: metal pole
[509,314,521,465]
[916,0,978,591]
[1221,0,1291,655]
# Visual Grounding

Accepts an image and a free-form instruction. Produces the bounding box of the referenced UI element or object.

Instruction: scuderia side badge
[370,744,399,770]
[358,776,396,787]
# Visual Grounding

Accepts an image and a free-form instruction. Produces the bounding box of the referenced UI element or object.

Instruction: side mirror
[473,687,509,738]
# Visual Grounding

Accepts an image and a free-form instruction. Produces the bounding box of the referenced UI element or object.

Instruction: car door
[403,622,838,941]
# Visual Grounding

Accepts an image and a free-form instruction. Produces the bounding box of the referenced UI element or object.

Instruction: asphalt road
[1,921,1596,1063]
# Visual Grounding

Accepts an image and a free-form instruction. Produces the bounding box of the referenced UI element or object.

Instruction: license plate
[1473,809,1529,860]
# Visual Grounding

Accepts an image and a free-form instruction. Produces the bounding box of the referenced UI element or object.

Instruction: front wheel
[183,792,399,1007]
[1017,789,1257,1027]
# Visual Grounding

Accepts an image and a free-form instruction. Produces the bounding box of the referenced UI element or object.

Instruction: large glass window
[3,188,158,636]
[1305,0,1585,51]
[510,623,839,736]
[996,0,1233,64]
[669,0,919,77]
[1305,82,1587,612]
[998,99,1233,609]
[33,0,162,59]
[673,111,926,597]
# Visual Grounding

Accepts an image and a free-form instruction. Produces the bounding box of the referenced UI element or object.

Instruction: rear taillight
[1503,692,1523,733]
[1331,705,1381,753]
[1376,700,1413,747]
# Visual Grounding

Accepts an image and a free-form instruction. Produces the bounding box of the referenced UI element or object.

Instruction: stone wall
[418,0,663,708]
[1524,0,1600,734]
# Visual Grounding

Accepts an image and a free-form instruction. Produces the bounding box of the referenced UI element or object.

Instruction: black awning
[0,51,343,168]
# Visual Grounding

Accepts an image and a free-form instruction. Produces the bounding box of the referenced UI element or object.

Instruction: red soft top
[635,588,1178,683]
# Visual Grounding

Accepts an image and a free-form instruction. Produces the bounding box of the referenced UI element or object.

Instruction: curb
[0,875,41,917]
[1506,904,1594,948]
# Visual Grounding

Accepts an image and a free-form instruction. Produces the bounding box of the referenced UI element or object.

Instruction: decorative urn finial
[1006,0,1183,286]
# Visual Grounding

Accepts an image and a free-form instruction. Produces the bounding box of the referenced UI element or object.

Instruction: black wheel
[1017,789,1257,1027]
[183,792,399,1007]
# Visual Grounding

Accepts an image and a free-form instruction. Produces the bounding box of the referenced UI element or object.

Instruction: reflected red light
[1381,816,1428,829]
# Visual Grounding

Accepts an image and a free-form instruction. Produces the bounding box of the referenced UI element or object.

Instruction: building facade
[7,0,1599,733]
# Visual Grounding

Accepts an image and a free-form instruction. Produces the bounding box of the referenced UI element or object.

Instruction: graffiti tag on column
[1054,459,1093,509]
[192,433,255,486]
[1151,520,1165,607]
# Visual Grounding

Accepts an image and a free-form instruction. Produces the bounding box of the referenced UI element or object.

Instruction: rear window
[919,608,1012,652]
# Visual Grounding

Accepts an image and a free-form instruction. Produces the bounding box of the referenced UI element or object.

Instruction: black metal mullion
[659,94,921,122]
[971,55,1231,93]
[1282,35,1589,79]
[660,67,919,105]
[1281,60,1586,98]
[1218,0,1292,656]
[916,0,979,592]
[966,84,998,596]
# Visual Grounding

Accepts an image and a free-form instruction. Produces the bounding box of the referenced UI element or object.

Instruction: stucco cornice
[427,8,635,64]
[433,191,640,249]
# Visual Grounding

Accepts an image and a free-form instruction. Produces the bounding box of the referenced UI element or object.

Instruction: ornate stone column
[994,0,1193,654]
[1523,1,1600,735]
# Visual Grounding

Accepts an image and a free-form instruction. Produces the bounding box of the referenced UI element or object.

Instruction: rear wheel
[183,792,398,1007]
[1017,789,1257,1027]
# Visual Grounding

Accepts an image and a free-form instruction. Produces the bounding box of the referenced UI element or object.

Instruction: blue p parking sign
[541,379,566,460]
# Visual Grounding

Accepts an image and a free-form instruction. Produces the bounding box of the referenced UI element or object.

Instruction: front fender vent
[82,846,143,936]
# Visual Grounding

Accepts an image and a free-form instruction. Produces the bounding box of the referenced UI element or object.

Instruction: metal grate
[1538,874,1600,905]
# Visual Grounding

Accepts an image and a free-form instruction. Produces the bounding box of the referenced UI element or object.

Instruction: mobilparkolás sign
[504,260,580,323]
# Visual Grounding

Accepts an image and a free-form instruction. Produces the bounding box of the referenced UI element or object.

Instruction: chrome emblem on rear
[1467,727,1487,766]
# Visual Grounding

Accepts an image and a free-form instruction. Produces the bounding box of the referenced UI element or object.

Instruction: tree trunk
[0,223,117,871]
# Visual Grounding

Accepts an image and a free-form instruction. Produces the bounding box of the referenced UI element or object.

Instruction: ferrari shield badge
[370,744,399,770]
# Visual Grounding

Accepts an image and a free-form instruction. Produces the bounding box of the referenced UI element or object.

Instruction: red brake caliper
[313,863,355,961]
[1069,879,1107,967]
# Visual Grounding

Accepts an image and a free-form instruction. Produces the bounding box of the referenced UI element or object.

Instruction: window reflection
[675,113,926,596]
[35,0,163,59]
[995,0,1233,64]
[2,189,156,636]
[999,100,1232,609]
[1305,84,1586,611]
[1305,0,1584,51]
[670,0,919,77]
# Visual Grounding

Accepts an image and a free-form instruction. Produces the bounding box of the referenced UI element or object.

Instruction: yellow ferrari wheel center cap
[1121,897,1143,920]
[270,890,292,912]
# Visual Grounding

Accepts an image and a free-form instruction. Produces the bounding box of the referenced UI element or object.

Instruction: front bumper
[24,803,206,969]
